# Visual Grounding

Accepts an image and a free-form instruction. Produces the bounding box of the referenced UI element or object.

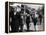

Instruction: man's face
[17,7,21,12]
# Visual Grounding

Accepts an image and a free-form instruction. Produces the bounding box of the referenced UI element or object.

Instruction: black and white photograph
[5,2,44,33]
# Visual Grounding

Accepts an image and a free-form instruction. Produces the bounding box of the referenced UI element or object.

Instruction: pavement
[23,22,44,31]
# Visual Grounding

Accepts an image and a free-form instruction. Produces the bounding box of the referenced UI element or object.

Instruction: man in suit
[10,5,23,32]
[26,9,30,31]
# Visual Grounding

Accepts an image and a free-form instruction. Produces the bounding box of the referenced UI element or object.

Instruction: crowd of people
[9,4,44,32]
